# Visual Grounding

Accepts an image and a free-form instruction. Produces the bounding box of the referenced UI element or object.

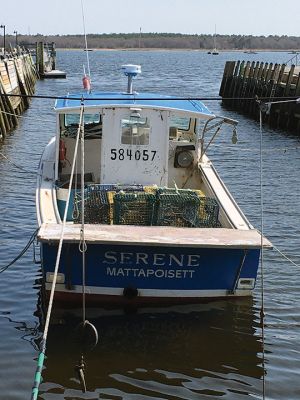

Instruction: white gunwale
[38,223,272,249]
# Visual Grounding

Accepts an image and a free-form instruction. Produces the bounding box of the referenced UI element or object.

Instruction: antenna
[81,0,91,85]
[121,64,141,94]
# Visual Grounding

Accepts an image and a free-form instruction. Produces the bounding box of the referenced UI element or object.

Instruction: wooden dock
[0,41,67,139]
[219,61,300,133]
[0,52,38,139]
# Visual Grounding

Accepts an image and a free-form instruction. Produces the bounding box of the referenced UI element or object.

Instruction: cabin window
[65,113,101,126]
[121,117,150,145]
[169,116,190,131]
[61,113,102,138]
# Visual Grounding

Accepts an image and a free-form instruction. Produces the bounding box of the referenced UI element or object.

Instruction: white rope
[41,106,84,349]
[81,0,91,80]
[259,105,266,400]
[0,151,38,175]
[211,142,300,154]
[79,111,87,324]
[0,109,54,123]
[273,245,300,268]
[233,145,300,153]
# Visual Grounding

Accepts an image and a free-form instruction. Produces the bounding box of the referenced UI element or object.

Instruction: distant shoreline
[13,32,300,52]
[56,48,299,52]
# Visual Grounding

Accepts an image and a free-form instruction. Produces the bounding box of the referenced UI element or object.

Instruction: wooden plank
[281,65,295,129]
[5,60,21,109]
[226,61,240,107]
[0,82,12,133]
[230,61,243,108]
[15,59,25,85]
[0,61,12,93]
[0,74,18,129]
[38,223,272,249]
[7,61,18,90]
[237,61,251,109]
[0,91,7,137]
[243,61,256,112]
[249,61,263,115]
[269,64,286,127]
[219,61,235,97]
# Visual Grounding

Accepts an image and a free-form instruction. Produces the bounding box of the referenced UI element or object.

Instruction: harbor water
[0,50,299,399]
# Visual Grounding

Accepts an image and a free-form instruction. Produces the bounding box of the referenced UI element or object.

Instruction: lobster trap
[72,184,220,228]
[113,192,156,226]
[155,188,201,227]
[73,186,112,224]
[155,188,220,228]
[197,196,220,227]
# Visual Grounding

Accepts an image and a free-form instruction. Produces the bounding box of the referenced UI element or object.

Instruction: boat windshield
[65,113,101,126]
[61,113,102,138]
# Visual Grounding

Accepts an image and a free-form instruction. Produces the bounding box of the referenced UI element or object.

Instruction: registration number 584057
[110,148,157,161]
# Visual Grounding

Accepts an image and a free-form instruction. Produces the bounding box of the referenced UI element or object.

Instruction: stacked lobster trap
[73,184,220,228]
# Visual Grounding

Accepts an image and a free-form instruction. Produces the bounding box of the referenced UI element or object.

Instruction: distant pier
[219,60,300,133]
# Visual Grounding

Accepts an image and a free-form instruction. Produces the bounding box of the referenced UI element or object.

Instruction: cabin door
[101,108,169,185]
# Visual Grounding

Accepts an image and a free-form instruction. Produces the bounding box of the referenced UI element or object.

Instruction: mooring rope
[212,143,300,153]
[0,91,299,102]
[31,106,84,400]
[79,110,87,324]
[0,151,38,175]
[273,245,300,268]
[259,103,266,400]
[0,228,39,274]
[0,109,54,123]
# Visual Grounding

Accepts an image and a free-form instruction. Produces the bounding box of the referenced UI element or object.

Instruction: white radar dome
[121,64,142,77]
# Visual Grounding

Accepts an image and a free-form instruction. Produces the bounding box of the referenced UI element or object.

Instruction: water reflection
[39,299,264,399]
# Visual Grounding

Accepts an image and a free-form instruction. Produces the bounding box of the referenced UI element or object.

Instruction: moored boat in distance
[36,64,272,307]
[209,25,219,55]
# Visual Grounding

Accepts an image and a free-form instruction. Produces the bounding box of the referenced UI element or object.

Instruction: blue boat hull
[41,242,260,305]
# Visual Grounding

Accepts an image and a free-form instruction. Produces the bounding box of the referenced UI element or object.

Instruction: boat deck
[38,223,272,249]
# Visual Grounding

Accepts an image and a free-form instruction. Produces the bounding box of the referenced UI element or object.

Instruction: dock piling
[220,60,300,134]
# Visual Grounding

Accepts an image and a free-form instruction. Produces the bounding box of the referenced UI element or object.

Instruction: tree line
[4,33,300,50]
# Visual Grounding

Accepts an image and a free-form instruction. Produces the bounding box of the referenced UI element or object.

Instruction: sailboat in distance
[208,25,219,55]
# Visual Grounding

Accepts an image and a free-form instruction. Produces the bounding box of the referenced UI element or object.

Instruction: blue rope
[31,350,45,400]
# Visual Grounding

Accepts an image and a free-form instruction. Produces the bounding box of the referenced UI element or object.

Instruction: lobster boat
[36,65,272,306]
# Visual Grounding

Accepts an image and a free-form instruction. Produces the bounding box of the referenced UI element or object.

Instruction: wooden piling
[220,60,300,134]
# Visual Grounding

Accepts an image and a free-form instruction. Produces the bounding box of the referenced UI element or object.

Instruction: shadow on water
[37,298,264,399]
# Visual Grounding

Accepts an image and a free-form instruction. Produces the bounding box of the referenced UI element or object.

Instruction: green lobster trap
[72,184,220,228]
[156,188,200,227]
[197,196,220,227]
[155,188,220,228]
[73,186,111,224]
[113,192,156,226]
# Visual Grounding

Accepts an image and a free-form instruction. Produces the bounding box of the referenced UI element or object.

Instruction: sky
[1,0,300,37]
